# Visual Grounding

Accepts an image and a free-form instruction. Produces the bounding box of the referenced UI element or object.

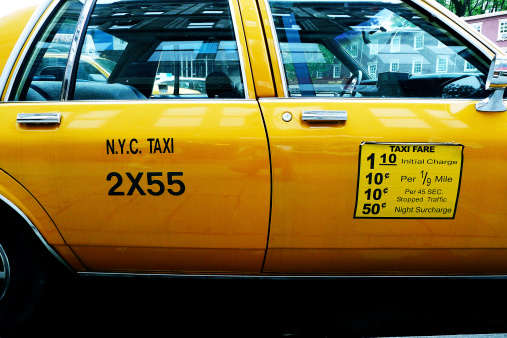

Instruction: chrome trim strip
[258,97,481,104]
[263,0,289,97]
[0,0,56,102]
[17,112,62,124]
[62,0,96,100]
[229,0,249,99]
[78,271,507,280]
[0,194,73,272]
[302,110,347,122]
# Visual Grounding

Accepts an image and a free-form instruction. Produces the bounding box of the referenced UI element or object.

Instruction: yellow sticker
[354,142,464,219]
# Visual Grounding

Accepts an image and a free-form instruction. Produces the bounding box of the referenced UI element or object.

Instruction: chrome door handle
[17,113,61,124]
[302,110,347,122]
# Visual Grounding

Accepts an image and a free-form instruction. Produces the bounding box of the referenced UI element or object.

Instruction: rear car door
[0,0,270,273]
[257,0,507,274]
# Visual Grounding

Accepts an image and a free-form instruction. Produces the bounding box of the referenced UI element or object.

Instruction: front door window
[267,0,489,98]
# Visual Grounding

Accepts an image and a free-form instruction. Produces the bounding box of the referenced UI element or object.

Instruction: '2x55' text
[107,172,185,196]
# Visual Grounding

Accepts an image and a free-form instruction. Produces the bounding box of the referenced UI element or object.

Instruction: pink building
[463,11,507,51]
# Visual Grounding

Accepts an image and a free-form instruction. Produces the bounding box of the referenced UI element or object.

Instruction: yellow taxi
[0,0,506,329]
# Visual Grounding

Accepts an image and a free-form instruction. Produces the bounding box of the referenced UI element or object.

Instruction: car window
[267,0,490,98]
[72,0,245,100]
[9,1,83,101]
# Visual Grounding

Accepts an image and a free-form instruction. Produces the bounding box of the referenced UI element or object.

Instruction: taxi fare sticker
[354,142,464,219]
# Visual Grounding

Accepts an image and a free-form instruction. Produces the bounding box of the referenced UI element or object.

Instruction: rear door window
[11,0,245,101]
[72,0,245,100]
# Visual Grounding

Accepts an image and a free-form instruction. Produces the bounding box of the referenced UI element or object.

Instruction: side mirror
[476,55,507,112]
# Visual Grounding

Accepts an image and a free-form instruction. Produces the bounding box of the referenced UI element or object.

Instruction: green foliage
[437,0,507,17]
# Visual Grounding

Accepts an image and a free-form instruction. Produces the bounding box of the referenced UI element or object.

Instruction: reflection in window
[10,1,83,101]
[370,40,378,55]
[414,35,424,50]
[268,0,489,98]
[464,61,476,72]
[72,0,244,100]
[349,43,359,57]
[391,36,401,52]
[437,57,448,73]
[390,61,399,72]
[368,63,378,78]
[412,59,423,74]
[333,64,341,78]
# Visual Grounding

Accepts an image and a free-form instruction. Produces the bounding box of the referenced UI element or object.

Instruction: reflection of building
[356,30,474,79]
[314,28,476,82]
[462,11,507,51]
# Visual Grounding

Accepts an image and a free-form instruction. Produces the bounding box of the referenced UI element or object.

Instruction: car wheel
[0,217,46,331]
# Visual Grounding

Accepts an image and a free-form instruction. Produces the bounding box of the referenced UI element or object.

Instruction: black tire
[0,215,46,331]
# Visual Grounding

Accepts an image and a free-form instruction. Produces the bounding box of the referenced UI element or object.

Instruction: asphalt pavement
[4,275,507,337]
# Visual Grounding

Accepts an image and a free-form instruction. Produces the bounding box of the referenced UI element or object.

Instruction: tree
[437,0,507,17]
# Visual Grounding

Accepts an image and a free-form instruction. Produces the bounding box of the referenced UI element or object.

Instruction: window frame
[498,19,507,41]
[370,40,379,55]
[6,0,250,102]
[390,60,400,72]
[264,0,492,98]
[464,60,476,72]
[412,59,423,74]
[368,63,378,79]
[414,34,424,50]
[349,43,359,57]
[2,0,83,102]
[333,64,341,78]
[470,22,482,33]
[391,36,401,53]
[436,56,448,73]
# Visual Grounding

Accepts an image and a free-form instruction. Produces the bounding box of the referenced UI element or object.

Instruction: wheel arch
[0,169,83,272]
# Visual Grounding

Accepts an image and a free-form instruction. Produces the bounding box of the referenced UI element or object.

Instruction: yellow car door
[0,0,270,273]
[256,0,507,274]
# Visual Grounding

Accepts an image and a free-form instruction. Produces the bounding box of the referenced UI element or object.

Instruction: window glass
[72,0,244,100]
[470,23,482,33]
[414,35,424,49]
[268,0,489,98]
[499,20,507,40]
[10,1,83,101]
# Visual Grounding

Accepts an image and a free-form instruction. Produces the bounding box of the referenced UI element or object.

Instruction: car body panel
[0,169,65,246]
[254,0,502,99]
[0,1,45,72]
[231,0,257,100]
[0,0,54,100]
[258,98,507,274]
[0,168,84,270]
[254,0,284,97]
[0,0,505,276]
[0,101,270,272]
[237,0,276,98]
[70,246,266,272]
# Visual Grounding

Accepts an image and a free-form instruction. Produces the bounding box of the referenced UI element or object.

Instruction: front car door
[0,0,270,273]
[257,0,507,274]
